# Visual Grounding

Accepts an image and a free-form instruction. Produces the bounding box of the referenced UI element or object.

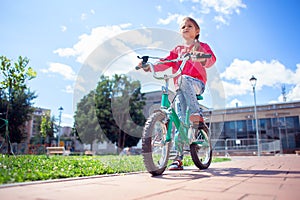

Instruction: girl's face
[180,19,200,42]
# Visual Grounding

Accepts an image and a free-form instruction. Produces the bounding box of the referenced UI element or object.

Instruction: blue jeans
[175,75,205,122]
[173,75,205,159]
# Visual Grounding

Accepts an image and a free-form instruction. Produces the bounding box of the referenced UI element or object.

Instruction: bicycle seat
[196,95,203,100]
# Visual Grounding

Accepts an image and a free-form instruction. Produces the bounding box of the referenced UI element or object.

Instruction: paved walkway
[1,155,300,200]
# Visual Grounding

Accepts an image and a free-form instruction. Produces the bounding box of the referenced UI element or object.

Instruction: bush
[0,154,230,184]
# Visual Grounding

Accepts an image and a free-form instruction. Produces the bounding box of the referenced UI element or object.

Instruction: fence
[0,142,47,155]
[211,138,281,156]
[1,139,281,156]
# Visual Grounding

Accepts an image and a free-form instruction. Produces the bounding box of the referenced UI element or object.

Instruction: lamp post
[57,106,63,147]
[0,117,9,151]
[250,75,260,156]
[275,112,283,154]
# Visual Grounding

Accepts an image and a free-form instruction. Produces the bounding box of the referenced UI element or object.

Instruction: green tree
[94,74,146,152]
[0,56,37,154]
[74,91,104,150]
[94,75,116,144]
[40,112,56,139]
[74,74,146,153]
[109,74,146,151]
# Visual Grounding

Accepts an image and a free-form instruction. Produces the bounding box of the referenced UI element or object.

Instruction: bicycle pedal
[191,123,199,129]
[191,122,205,130]
[198,122,205,129]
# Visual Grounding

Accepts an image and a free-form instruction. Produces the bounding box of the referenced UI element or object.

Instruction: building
[25,107,51,143]
[143,91,300,153]
[204,101,300,153]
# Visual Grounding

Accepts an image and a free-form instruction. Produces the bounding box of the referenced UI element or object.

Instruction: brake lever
[136,56,150,70]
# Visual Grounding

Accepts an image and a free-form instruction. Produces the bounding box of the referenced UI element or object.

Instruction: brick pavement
[0,155,299,200]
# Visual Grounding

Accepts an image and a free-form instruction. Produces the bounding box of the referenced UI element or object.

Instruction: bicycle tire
[190,124,212,169]
[142,111,171,176]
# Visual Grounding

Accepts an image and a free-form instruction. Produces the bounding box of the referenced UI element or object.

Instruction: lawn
[0,154,230,184]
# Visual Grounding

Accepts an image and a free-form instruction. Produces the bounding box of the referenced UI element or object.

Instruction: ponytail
[192,39,201,52]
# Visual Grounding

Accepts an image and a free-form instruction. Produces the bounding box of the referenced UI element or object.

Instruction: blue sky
[1,0,300,127]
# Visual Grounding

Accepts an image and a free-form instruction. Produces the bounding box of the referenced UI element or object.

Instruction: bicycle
[136,53,213,176]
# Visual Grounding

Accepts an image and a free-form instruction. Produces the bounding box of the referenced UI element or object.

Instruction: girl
[139,17,216,170]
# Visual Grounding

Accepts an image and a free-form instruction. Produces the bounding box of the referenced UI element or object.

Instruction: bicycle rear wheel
[142,111,171,176]
[190,124,212,169]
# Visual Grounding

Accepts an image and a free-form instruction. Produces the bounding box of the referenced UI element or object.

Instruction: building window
[224,121,236,139]
[210,122,224,140]
[236,120,247,138]
[285,116,300,149]
[286,116,299,130]
[259,118,272,139]
[246,119,256,139]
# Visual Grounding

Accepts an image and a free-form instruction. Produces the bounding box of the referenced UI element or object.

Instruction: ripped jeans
[173,75,205,160]
[175,75,205,122]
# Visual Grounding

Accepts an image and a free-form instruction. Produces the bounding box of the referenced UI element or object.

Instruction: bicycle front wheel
[190,124,212,169]
[142,111,171,176]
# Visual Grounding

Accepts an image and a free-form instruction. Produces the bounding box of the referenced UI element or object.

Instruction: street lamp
[57,106,63,147]
[0,116,10,153]
[275,112,283,154]
[250,75,261,156]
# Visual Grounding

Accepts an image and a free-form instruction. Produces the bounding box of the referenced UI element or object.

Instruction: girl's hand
[137,61,150,72]
[192,51,207,65]
[137,61,142,69]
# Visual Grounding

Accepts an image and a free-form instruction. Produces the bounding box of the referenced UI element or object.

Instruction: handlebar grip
[135,66,141,70]
[196,53,212,59]
[135,65,150,71]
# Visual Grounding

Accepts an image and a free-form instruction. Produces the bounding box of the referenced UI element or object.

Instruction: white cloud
[43,62,77,81]
[81,13,87,21]
[157,13,182,25]
[286,64,300,101]
[228,98,243,108]
[53,24,132,63]
[220,59,300,102]
[156,5,162,12]
[60,25,67,32]
[287,84,300,101]
[179,0,246,27]
[53,48,76,57]
[63,85,74,94]
[214,15,229,26]
[80,9,95,22]
[157,13,203,27]
[119,23,131,29]
[200,0,246,15]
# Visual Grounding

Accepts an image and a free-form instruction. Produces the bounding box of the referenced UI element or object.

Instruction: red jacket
[154,41,216,88]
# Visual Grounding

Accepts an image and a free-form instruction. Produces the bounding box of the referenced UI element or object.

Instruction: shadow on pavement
[150,167,300,180]
[205,167,300,178]
[151,168,211,180]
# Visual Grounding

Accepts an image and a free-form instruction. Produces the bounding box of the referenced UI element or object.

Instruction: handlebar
[136,53,211,80]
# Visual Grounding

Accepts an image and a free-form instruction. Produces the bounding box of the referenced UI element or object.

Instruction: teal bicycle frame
[161,91,209,148]
[138,53,211,149]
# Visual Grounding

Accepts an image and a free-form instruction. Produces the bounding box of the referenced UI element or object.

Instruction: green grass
[0,154,230,184]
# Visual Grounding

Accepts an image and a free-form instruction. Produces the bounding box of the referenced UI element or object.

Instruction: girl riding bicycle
[138,17,216,170]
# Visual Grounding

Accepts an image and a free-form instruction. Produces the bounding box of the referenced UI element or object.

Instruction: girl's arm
[196,42,216,68]
[154,51,177,72]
